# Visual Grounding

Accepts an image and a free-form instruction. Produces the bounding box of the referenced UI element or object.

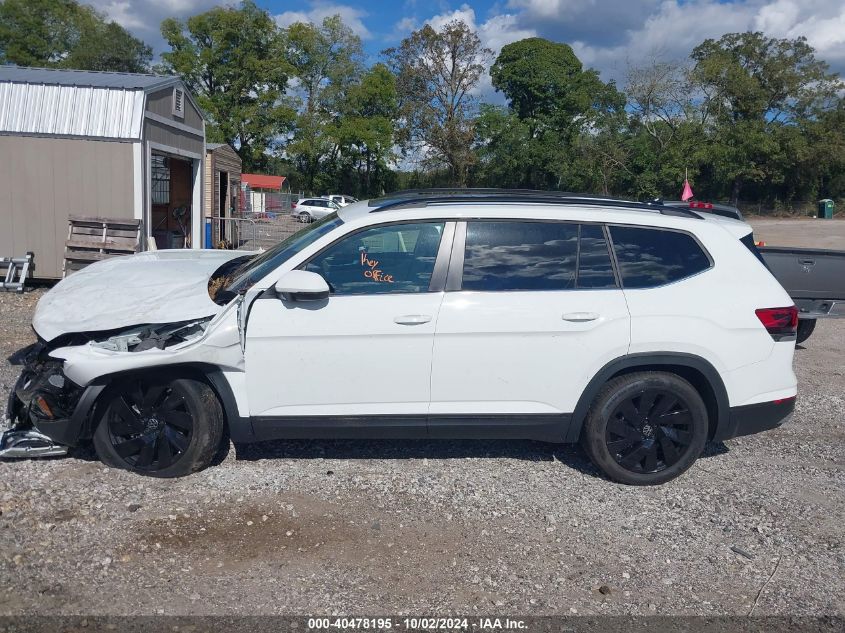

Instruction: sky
[88,0,845,94]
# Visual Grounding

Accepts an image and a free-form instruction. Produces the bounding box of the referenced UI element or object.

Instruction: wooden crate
[63,216,141,277]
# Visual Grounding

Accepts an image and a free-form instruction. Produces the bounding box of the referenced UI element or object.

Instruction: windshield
[214,213,344,301]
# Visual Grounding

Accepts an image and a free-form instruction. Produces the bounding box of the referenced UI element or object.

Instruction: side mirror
[274,270,330,301]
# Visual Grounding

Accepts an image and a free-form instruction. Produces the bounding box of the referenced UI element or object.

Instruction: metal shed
[0,66,206,278]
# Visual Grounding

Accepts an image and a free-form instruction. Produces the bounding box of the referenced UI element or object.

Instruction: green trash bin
[818,199,834,219]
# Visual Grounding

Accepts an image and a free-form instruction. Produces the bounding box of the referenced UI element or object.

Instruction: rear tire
[580,372,708,485]
[796,319,816,344]
[93,375,224,478]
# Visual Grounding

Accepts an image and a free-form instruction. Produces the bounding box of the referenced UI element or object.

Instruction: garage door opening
[150,153,195,249]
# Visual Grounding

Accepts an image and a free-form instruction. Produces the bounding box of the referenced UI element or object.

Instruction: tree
[385,20,492,186]
[0,0,151,72]
[491,38,621,134]
[284,15,364,191]
[481,37,624,190]
[332,63,398,196]
[160,1,294,171]
[690,32,843,202]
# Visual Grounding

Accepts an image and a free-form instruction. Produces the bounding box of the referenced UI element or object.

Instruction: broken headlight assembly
[90,318,210,352]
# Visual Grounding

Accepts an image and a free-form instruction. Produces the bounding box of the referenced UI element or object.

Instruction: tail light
[291,202,297,209]
[755,306,798,340]
[689,202,713,209]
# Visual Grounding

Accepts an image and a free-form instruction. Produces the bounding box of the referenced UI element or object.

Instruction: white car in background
[328,194,358,207]
[293,197,339,222]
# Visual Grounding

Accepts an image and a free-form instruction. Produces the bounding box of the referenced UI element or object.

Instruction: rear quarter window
[610,226,711,288]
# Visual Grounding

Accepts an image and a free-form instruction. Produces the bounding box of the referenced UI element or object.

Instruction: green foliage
[0,0,151,72]
[284,15,365,191]
[5,1,845,207]
[160,1,295,171]
[330,63,398,197]
[479,37,625,192]
[687,32,844,202]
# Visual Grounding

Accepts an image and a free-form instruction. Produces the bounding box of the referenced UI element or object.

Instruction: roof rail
[369,189,702,218]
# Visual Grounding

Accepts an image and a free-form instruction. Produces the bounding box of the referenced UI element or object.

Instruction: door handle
[394,314,432,325]
[562,312,600,322]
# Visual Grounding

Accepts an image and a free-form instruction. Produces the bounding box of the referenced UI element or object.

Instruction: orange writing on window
[361,252,394,283]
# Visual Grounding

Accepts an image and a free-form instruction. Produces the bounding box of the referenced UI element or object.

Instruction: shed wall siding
[144,120,203,157]
[204,145,242,219]
[0,135,134,279]
[145,87,204,131]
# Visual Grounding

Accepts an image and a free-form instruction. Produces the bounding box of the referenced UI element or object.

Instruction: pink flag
[681,179,694,201]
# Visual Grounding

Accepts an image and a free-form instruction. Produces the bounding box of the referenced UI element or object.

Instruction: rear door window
[609,226,711,288]
[462,221,579,291]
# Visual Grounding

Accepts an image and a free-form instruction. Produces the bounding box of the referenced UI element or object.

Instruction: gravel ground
[0,288,843,618]
[746,217,845,250]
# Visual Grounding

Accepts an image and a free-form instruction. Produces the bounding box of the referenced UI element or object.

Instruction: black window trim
[446,218,622,294]
[575,223,620,290]
[606,223,714,290]
[296,218,457,296]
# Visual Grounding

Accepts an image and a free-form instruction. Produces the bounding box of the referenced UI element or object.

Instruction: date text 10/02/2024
[307,617,528,630]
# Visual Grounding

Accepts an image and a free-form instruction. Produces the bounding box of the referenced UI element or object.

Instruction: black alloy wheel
[105,379,193,471]
[93,375,224,477]
[581,372,709,485]
[605,388,693,474]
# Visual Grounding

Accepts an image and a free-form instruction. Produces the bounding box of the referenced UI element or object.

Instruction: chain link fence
[210,185,306,251]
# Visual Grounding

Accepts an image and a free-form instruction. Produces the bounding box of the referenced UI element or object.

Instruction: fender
[63,363,254,444]
[566,352,731,443]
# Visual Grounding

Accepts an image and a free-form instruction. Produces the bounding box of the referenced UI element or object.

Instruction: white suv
[1,191,798,484]
[293,197,340,222]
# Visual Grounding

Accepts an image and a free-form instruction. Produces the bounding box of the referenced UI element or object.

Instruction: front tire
[580,372,709,485]
[93,375,224,478]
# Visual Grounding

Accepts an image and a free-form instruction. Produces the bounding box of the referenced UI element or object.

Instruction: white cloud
[506,0,845,83]
[394,16,419,32]
[93,1,147,31]
[753,0,845,67]
[85,0,845,84]
[88,0,218,35]
[275,2,372,40]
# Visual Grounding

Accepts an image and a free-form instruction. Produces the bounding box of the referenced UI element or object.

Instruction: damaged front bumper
[1,343,102,459]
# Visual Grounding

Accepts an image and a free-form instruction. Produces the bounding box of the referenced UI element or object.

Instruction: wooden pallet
[63,216,141,277]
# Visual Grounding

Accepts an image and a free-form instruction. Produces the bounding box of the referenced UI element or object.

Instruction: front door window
[304,222,445,295]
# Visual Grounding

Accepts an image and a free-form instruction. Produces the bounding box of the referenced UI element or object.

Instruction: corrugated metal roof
[0,82,145,139]
[0,65,177,91]
[242,173,286,190]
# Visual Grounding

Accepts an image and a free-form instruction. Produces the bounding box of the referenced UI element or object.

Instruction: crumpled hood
[33,249,249,342]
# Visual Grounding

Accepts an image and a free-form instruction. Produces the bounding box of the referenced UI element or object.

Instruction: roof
[0,65,195,141]
[242,173,286,190]
[0,65,179,92]
[336,189,717,225]
[366,189,701,218]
